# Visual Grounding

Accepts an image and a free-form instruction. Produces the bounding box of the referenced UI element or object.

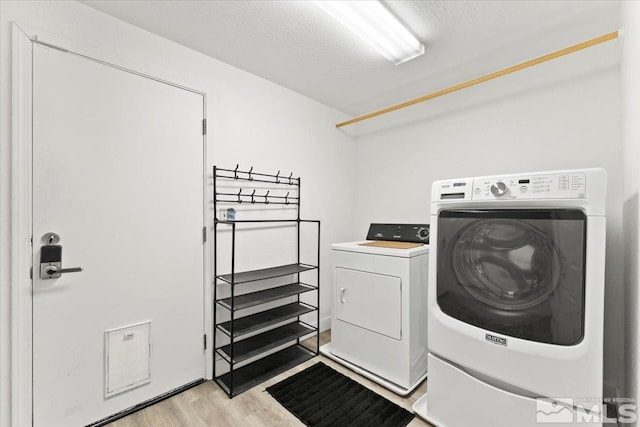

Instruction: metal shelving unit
[213,165,320,398]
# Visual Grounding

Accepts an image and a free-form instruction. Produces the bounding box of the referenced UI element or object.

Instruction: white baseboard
[318,316,331,332]
[299,315,330,332]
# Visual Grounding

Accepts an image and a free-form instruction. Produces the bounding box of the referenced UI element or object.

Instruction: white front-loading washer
[320,224,429,395]
[413,168,606,427]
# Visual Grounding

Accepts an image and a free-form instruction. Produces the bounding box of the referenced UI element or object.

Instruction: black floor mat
[266,362,415,427]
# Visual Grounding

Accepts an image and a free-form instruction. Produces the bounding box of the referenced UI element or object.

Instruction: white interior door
[32,43,205,427]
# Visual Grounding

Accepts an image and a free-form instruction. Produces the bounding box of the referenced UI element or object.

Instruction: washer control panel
[472,172,586,200]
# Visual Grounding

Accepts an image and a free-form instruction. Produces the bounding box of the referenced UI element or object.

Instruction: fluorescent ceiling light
[313,0,424,65]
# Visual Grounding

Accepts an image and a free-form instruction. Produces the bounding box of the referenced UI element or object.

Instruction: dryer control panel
[472,172,586,200]
[366,223,430,243]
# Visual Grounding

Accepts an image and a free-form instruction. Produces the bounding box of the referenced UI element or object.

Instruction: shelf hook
[288,172,293,185]
[250,189,256,204]
[275,170,280,184]
[237,188,243,203]
[248,166,254,181]
[264,190,270,204]
[285,191,290,205]
[233,164,239,180]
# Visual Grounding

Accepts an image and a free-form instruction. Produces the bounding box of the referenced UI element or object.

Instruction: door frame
[10,22,211,427]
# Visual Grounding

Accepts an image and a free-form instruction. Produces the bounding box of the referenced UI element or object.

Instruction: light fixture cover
[313,0,424,65]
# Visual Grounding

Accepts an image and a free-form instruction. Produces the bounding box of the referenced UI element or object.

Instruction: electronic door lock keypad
[39,235,83,280]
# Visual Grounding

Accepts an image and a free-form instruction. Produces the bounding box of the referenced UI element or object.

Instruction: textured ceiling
[81,0,621,116]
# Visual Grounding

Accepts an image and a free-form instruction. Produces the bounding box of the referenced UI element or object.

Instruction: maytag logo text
[485,333,507,346]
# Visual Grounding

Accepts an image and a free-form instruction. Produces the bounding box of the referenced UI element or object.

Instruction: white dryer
[413,168,607,427]
[320,224,429,395]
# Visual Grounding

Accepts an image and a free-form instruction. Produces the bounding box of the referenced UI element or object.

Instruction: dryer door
[335,268,402,340]
[436,209,586,345]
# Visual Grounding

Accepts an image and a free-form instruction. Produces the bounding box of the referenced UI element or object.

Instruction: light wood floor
[108,330,432,427]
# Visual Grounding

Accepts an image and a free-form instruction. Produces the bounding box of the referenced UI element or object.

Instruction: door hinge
[30,267,33,280]
[202,118,207,135]
[204,334,207,350]
[202,226,207,243]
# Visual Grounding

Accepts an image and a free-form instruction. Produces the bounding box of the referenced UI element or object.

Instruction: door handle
[43,265,83,277]
[39,234,83,279]
[340,287,347,303]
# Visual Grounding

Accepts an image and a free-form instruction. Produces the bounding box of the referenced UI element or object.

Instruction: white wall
[0,1,356,425]
[622,1,640,422]
[353,36,624,396]
[0,0,632,425]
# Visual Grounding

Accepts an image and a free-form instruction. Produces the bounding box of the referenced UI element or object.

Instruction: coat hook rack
[214,166,300,187]
[212,164,320,398]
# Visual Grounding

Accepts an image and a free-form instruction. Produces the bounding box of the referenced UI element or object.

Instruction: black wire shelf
[215,345,315,397]
[218,302,316,338]
[216,282,316,311]
[216,263,317,285]
[217,322,316,364]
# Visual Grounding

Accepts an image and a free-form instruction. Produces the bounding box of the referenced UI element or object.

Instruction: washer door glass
[437,209,586,345]
[453,219,561,310]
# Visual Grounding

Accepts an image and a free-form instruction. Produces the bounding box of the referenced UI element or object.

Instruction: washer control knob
[490,181,508,197]
[417,227,429,241]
